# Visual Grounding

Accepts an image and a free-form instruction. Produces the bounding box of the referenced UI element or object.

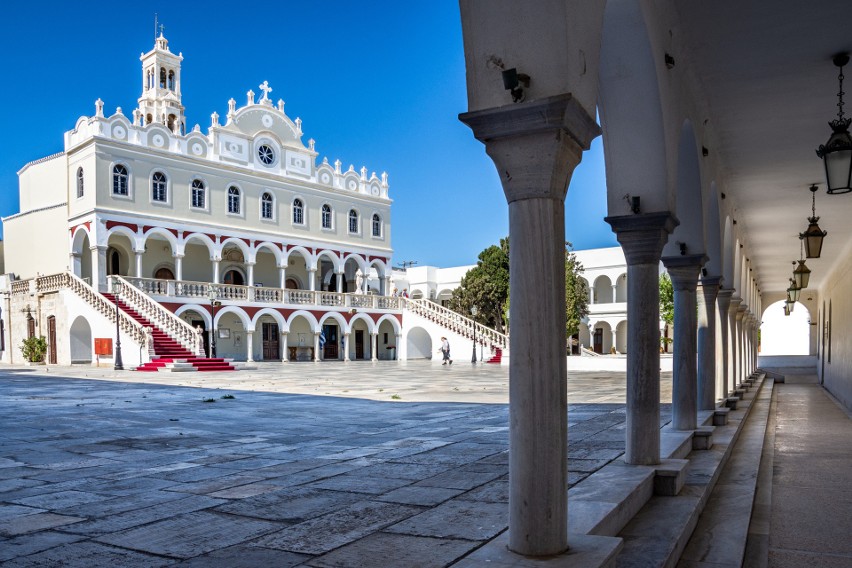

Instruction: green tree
[659,272,674,325]
[449,237,510,332]
[565,243,589,340]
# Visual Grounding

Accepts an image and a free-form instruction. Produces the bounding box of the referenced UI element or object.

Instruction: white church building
[0,33,422,369]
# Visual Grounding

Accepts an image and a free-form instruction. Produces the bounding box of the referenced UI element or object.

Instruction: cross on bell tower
[137,28,185,134]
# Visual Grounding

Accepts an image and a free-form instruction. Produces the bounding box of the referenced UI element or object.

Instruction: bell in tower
[137,27,186,135]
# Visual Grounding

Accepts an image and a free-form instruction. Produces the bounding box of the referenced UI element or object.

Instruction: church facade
[1,33,403,366]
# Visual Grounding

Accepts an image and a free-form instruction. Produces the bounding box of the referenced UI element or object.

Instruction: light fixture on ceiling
[785,290,795,313]
[800,184,828,257]
[787,278,801,303]
[502,68,530,103]
[792,239,812,289]
[816,53,852,194]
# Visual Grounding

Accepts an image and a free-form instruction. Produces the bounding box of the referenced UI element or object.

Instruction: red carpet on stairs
[103,293,237,372]
[486,348,502,364]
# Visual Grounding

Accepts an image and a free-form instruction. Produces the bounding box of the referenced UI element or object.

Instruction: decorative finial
[360,166,367,180]
[115,106,123,116]
[227,98,236,116]
[334,159,342,174]
[277,99,285,112]
[308,138,315,151]
[95,98,104,117]
[381,172,388,186]
[295,117,302,135]
[247,89,255,106]
[259,81,272,101]
[132,109,141,126]
[211,111,220,127]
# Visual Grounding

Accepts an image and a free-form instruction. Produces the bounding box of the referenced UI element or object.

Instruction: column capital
[662,254,707,290]
[459,94,600,203]
[699,276,722,290]
[605,213,678,265]
[245,330,254,335]
[728,296,742,314]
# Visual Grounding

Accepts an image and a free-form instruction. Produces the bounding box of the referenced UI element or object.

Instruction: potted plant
[21,336,48,365]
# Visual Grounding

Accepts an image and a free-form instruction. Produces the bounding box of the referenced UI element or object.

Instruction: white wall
[818,241,852,412]
[4,206,71,280]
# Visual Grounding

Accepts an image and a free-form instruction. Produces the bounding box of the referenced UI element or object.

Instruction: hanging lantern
[785,293,795,313]
[816,53,852,194]
[800,185,828,258]
[783,304,791,316]
[787,278,801,303]
[792,240,811,289]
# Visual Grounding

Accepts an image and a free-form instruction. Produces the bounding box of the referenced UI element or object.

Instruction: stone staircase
[403,298,508,362]
[102,293,237,372]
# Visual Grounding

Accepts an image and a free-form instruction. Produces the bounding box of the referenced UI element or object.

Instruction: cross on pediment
[159,23,165,36]
[259,81,272,101]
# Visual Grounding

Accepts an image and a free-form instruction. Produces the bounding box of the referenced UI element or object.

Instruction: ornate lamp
[783,304,791,316]
[816,53,852,194]
[786,278,801,303]
[792,240,811,289]
[800,185,827,257]
[785,292,795,313]
[470,305,478,364]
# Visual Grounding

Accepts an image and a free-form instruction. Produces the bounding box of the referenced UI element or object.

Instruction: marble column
[313,331,321,362]
[337,271,344,293]
[278,265,287,289]
[727,297,742,394]
[174,254,184,281]
[343,332,351,362]
[246,262,255,287]
[212,258,221,284]
[91,245,108,292]
[395,333,401,360]
[716,289,733,399]
[735,304,747,385]
[135,251,143,278]
[371,332,378,362]
[281,331,289,362]
[461,94,599,556]
[697,277,720,411]
[309,269,317,291]
[662,255,706,431]
[70,252,82,277]
[245,331,254,363]
[606,213,678,464]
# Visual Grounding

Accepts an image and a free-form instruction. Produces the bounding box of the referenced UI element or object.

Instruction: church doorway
[191,319,209,356]
[322,324,339,360]
[155,267,175,280]
[262,322,279,360]
[594,328,603,354]
[355,330,365,360]
[285,278,299,290]
[69,316,92,363]
[223,269,245,286]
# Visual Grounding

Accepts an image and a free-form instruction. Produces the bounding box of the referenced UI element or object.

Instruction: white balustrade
[403,298,508,351]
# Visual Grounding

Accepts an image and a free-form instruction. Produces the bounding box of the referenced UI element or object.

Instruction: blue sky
[0,1,615,267]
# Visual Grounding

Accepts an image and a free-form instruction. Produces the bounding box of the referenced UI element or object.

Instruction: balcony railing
[123,277,402,311]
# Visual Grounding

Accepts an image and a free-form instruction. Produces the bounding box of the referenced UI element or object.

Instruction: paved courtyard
[0,361,672,566]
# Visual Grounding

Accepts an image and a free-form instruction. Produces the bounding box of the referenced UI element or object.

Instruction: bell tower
[137,29,185,135]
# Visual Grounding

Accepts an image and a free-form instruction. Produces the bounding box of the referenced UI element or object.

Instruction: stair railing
[34,272,147,346]
[403,298,508,351]
[114,275,204,356]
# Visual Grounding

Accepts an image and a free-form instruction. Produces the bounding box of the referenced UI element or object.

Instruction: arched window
[167,70,175,90]
[348,209,358,233]
[228,186,241,214]
[372,213,382,237]
[151,171,167,202]
[159,67,166,88]
[76,167,84,198]
[293,198,304,224]
[112,164,128,196]
[191,179,205,209]
[261,193,274,220]
[321,204,332,229]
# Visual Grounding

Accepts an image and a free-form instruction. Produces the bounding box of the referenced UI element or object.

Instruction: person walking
[439,336,452,365]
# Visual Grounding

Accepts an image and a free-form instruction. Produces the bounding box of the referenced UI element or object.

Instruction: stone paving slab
[0,362,673,566]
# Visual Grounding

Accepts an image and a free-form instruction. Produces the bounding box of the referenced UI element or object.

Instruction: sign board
[94,338,113,356]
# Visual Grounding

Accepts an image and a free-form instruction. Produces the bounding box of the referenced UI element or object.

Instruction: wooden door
[47,316,57,364]
[593,328,603,354]
[262,322,279,360]
[355,330,364,360]
[323,324,338,359]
